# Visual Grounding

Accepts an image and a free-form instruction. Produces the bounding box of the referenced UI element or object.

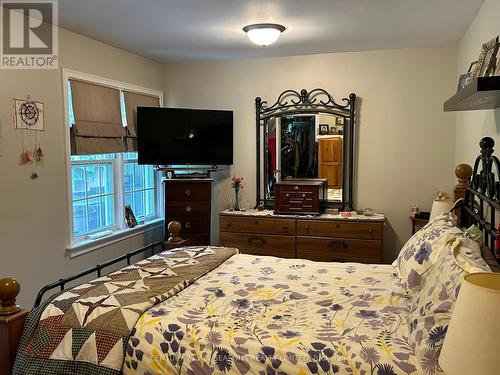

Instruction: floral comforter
[125,254,433,375]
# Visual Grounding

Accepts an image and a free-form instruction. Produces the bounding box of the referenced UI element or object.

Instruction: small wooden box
[274,178,327,215]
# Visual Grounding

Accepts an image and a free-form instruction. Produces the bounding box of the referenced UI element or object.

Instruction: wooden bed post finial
[164,221,188,249]
[0,277,28,374]
[0,277,21,316]
[455,164,472,189]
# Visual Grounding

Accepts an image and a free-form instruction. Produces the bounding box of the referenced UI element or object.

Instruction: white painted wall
[0,27,165,307]
[164,46,458,262]
[455,0,500,165]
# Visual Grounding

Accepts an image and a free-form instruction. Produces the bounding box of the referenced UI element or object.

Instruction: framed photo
[457,60,479,92]
[328,127,338,135]
[473,36,499,77]
[335,117,344,126]
[319,124,329,135]
[457,73,472,91]
[125,205,138,228]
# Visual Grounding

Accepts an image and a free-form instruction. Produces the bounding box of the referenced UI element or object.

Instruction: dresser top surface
[220,209,385,222]
[162,178,214,183]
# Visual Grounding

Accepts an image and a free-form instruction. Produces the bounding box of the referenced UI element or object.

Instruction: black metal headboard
[462,136,500,262]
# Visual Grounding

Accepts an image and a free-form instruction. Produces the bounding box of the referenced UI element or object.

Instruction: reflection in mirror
[264,113,345,202]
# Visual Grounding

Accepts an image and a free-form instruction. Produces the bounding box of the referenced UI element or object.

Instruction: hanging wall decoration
[13,96,45,179]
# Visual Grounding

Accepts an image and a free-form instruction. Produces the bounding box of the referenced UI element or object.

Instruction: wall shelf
[444,76,500,111]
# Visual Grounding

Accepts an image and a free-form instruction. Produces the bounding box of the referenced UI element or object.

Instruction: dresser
[219,210,384,263]
[163,179,212,245]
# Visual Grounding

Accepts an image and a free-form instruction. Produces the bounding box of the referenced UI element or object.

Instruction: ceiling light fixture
[243,23,286,46]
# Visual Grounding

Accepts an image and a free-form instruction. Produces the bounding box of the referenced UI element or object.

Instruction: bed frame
[0,220,187,374]
[1,138,499,374]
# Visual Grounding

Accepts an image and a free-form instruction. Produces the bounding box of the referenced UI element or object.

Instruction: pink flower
[231,175,244,190]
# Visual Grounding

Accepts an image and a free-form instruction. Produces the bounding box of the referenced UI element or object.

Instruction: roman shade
[123,91,160,151]
[69,79,125,155]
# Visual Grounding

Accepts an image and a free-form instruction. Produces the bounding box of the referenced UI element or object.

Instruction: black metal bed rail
[33,241,166,308]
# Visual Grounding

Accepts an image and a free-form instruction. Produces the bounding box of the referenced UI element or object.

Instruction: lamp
[430,191,453,220]
[243,23,286,46]
[439,273,500,375]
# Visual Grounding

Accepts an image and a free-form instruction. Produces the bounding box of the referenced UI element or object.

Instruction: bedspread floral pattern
[124,254,436,375]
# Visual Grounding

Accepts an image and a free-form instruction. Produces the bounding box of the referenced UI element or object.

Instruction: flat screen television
[137,107,233,165]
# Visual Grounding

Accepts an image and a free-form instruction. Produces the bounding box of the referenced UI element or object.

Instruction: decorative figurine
[410,205,419,218]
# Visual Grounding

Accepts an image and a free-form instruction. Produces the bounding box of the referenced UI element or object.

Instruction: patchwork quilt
[13,246,237,375]
[124,254,438,375]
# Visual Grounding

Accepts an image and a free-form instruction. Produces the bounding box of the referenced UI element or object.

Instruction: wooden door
[319,138,343,188]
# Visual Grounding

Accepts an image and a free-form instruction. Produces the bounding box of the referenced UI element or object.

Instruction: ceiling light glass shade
[243,23,286,46]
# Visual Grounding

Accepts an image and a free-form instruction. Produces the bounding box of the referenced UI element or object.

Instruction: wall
[164,46,458,262]
[0,27,164,307]
[455,0,500,165]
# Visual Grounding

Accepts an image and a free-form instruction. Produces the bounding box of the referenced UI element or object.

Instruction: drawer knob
[282,225,287,230]
[226,222,232,227]
[286,193,290,197]
[185,189,191,196]
[293,186,299,190]
[368,229,373,233]
[336,224,340,229]
[185,205,192,212]
[305,225,310,230]
[185,222,191,229]
[302,194,305,197]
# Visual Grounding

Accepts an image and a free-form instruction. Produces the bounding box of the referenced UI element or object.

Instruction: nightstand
[410,212,430,234]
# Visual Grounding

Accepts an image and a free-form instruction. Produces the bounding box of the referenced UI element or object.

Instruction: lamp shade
[430,198,453,220]
[439,273,500,375]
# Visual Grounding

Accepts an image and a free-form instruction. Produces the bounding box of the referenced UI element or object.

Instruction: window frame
[62,69,164,252]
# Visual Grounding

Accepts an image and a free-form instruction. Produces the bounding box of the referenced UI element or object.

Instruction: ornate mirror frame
[255,88,357,211]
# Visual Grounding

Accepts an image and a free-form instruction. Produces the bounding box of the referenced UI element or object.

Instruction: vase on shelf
[234,189,240,211]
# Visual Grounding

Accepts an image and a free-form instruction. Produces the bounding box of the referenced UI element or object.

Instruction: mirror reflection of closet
[264,113,345,202]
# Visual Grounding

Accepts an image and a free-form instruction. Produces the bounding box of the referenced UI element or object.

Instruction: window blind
[123,91,160,152]
[69,79,125,155]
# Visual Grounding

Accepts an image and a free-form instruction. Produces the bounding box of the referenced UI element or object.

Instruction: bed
[1,137,499,375]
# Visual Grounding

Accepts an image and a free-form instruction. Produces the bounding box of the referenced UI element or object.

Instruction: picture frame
[335,117,344,126]
[456,61,478,92]
[125,205,138,228]
[319,124,329,135]
[473,36,499,78]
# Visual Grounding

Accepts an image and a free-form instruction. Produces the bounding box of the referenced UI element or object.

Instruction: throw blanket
[14,246,237,375]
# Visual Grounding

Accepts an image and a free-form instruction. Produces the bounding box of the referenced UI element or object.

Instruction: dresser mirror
[255,88,357,210]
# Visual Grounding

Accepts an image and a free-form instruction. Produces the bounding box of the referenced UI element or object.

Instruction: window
[64,70,163,247]
[123,152,156,219]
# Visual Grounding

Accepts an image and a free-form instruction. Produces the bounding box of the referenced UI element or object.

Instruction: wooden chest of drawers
[274,179,327,215]
[219,211,384,263]
[164,179,212,245]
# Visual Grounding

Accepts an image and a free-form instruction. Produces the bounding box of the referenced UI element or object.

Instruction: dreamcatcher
[13,96,45,179]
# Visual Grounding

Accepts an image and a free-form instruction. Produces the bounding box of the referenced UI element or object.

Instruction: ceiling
[58,0,484,63]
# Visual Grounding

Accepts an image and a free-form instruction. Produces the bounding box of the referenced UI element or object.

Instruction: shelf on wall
[444,76,500,112]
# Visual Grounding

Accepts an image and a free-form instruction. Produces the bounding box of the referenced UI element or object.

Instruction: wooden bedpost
[0,277,27,374]
[454,164,472,227]
[164,220,188,249]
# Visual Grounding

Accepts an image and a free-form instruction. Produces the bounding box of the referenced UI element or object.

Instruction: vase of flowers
[231,175,243,211]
